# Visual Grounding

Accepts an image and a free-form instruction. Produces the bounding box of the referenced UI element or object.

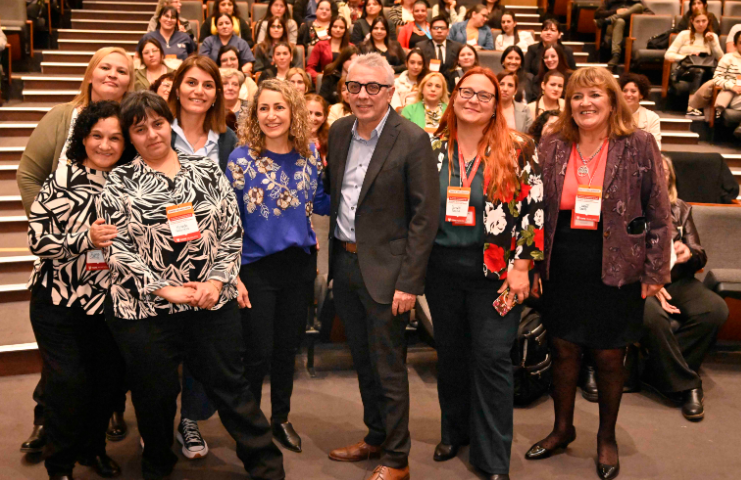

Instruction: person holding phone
[529,67,671,480]
[426,67,543,480]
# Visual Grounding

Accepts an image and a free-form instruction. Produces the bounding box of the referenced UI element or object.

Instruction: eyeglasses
[431,26,447,31]
[270,24,283,29]
[458,87,494,104]
[346,81,391,95]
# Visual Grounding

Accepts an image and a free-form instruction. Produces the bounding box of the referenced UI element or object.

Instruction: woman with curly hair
[27,100,129,479]
[226,79,330,453]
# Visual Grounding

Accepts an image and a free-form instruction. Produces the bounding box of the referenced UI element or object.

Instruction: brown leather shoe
[366,465,410,480]
[328,440,382,462]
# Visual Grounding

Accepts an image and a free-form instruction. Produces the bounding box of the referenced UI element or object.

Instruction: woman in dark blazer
[528,67,671,480]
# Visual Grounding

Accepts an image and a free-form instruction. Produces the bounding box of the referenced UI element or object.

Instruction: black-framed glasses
[458,87,494,104]
[346,81,391,95]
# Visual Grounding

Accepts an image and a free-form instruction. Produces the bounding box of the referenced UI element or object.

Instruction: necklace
[575,141,605,177]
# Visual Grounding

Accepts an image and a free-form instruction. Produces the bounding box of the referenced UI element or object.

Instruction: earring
[212,103,215,107]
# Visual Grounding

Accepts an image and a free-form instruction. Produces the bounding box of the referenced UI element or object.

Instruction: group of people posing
[15,2,730,480]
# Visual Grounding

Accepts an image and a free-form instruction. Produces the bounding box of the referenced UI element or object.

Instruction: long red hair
[435,66,522,202]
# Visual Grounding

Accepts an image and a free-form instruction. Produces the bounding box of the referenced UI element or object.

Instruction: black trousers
[106,300,284,480]
[240,247,316,424]
[425,246,520,475]
[642,277,728,393]
[332,246,411,469]
[30,291,125,477]
[675,66,713,96]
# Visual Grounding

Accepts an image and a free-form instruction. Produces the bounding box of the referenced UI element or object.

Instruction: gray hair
[347,52,395,86]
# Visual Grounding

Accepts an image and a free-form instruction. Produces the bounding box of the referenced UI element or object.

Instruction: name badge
[429,59,441,72]
[467,37,478,46]
[451,206,476,226]
[737,75,741,87]
[445,186,471,222]
[166,202,202,242]
[572,185,602,230]
[316,28,329,39]
[86,250,109,271]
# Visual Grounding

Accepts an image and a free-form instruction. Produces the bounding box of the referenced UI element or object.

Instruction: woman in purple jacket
[526,67,671,480]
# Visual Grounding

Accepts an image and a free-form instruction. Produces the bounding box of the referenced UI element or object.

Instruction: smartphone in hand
[493,289,513,317]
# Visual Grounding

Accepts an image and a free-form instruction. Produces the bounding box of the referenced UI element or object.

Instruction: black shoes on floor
[106,411,128,442]
[272,422,302,453]
[20,425,46,453]
[78,454,121,478]
[525,428,577,460]
[682,388,705,421]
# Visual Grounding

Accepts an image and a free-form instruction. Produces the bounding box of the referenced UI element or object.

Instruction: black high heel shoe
[597,460,620,480]
[525,428,576,460]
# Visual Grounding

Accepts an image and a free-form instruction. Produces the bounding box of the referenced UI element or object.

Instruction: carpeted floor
[1,345,740,480]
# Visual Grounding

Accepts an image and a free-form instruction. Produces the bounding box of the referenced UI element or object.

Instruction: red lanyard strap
[458,144,482,189]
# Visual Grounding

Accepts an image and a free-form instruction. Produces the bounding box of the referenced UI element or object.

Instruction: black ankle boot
[78,454,121,478]
[681,388,704,421]
[21,425,46,453]
[581,365,598,403]
[106,411,128,441]
[272,422,302,453]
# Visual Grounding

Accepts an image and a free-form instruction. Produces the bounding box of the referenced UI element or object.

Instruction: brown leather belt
[340,241,358,254]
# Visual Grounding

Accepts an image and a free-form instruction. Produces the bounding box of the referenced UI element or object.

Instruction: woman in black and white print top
[27,100,127,480]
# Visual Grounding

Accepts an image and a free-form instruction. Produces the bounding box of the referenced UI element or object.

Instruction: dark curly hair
[618,72,651,100]
[149,71,176,94]
[66,101,126,166]
[528,109,560,144]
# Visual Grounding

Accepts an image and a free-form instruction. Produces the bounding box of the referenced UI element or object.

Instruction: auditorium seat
[691,205,741,300]
[625,14,673,73]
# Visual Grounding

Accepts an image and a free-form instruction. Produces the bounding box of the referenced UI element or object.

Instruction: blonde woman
[221,68,246,114]
[226,79,330,453]
[401,71,449,130]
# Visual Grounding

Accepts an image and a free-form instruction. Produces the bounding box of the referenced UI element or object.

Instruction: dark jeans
[30,292,125,477]
[675,66,714,96]
[106,300,284,480]
[425,246,520,475]
[181,364,217,421]
[642,277,728,393]
[332,246,411,469]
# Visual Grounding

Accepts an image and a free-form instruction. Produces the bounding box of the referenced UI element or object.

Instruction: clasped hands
[155,278,252,310]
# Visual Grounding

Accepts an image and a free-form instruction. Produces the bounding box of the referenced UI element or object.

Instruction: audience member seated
[359,17,406,73]
[497,70,532,133]
[446,43,479,91]
[391,48,429,109]
[147,0,193,37]
[726,22,741,52]
[398,0,432,49]
[641,155,728,421]
[448,5,494,50]
[257,42,296,83]
[305,93,330,162]
[200,0,253,47]
[495,10,535,53]
[200,13,255,75]
[138,6,196,62]
[134,38,174,91]
[252,17,302,74]
[665,11,724,116]
[306,17,352,82]
[620,72,662,149]
[528,43,572,102]
[217,45,259,100]
[418,16,463,78]
[338,0,364,26]
[484,0,504,29]
[221,68,247,118]
[528,109,560,143]
[150,71,176,99]
[401,71,449,130]
[256,0,299,44]
[676,0,719,36]
[524,19,577,76]
[294,0,322,25]
[389,0,417,28]
[500,45,528,96]
[318,46,358,104]
[327,76,352,125]
[594,0,648,71]
[297,0,337,49]
[350,0,392,44]
[528,70,565,119]
[432,0,467,24]
[288,67,313,93]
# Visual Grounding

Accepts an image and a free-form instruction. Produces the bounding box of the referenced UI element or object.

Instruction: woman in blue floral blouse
[226,79,330,453]
[426,66,544,479]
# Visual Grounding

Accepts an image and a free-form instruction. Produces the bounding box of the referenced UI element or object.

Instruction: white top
[171,120,220,163]
[495,31,535,53]
[633,106,662,151]
[665,30,724,63]
[391,71,419,109]
[328,103,351,126]
[58,107,80,166]
[527,97,564,119]
[727,24,741,49]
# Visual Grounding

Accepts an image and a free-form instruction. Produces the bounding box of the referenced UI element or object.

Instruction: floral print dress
[431,133,545,280]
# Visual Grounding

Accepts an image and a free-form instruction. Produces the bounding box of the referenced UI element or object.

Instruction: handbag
[672,54,718,82]
[647,30,672,50]
[510,307,552,406]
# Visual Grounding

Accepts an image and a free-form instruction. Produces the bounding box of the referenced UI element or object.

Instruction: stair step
[0,256,35,285]
[659,118,692,131]
[0,122,38,137]
[0,106,53,122]
[71,18,149,31]
[17,74,83,90]
[577,63,608,68]
[41,63,89,75]
[83,1,158,12]
[574,52,588,61]
[43,50,134,63]
[563,41,585,52]
[662,132,700,144]
[0,196,26,216]
[58,39,139,52]
[22,89,80,103]
[58,29,148,41]
[722,154,741,169]
[641,100,656,111]
[72,9,154,22]
[0,147,25,163]
[504,5,538,15]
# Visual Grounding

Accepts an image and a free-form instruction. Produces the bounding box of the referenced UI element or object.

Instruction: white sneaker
[176,418,209,459]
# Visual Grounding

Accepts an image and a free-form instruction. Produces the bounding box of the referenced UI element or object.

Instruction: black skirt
[541,210,644,349]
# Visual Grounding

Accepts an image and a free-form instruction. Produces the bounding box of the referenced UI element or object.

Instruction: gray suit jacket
[323,108,440,304]
[513,101,533,135]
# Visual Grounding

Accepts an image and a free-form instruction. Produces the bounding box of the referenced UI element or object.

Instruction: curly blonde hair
[237,78,312,158]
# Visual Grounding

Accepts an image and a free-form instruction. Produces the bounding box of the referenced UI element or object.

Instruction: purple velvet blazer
[537,129,672,288]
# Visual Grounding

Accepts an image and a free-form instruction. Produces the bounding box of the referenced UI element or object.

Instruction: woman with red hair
[426,66,544,479]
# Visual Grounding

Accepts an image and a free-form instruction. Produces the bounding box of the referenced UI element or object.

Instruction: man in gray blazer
[323,53,440,480]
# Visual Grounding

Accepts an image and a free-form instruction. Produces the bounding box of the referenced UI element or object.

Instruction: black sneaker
[176,418,209,459]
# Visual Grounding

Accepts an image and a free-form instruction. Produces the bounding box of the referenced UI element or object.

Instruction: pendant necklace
[575,141,604,177]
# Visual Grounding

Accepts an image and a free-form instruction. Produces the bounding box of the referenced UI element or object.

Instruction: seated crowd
[9,2,740,480]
